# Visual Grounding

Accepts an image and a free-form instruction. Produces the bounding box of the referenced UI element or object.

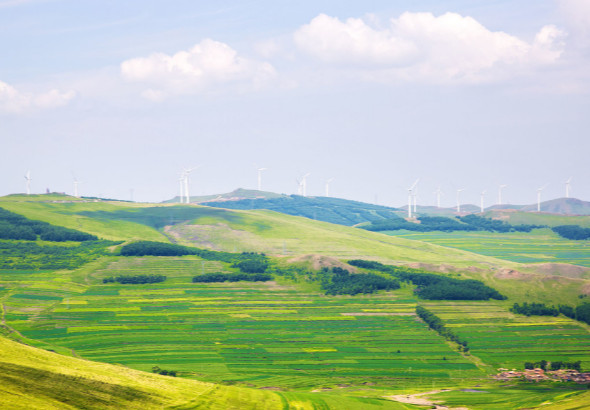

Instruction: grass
[389,229,590,268]
[1,195,590,408]
[427,382,590,410]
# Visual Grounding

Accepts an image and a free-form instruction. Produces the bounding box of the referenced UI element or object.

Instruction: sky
[1,0,589,207]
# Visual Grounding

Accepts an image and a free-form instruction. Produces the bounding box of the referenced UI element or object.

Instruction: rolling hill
[196,190,404,226]
[1,193,590,409]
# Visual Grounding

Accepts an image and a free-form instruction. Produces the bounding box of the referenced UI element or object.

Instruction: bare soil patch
[522,263,590,279]
[287,254,358,272]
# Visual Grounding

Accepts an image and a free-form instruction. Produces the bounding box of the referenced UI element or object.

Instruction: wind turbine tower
[183,167,197,204]
[301,173,310,197]
[257,168,267,191]
[456,188,465,213]
[178,173,185,203]
[537,184,548,212]
[325,178,334,197]
[73,177,80,198]
[434,186,443,208]
[480,190,486,213]
[24,171,32,195]
[498,184,507,205]
[565,177,572,198]
[407,179,419,218]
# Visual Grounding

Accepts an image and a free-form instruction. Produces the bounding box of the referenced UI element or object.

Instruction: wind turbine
[434,186,443,208]
[480,190,486,213]
[178,173,185,203]
[73,177,81,198]
[537,184,548,212]
[299,173,310,197]
[183,166,198,204]
[257,167,267,191]
[325,178,334,197]
[407,179,419,218]
[24,171,32,195]
[498,184,507,205]
[565,177,572,198]
[456,188,465,213]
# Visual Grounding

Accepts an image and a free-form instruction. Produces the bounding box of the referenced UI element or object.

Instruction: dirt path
[384,389,468,409]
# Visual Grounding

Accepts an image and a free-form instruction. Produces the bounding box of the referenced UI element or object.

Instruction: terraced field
[390,229,590,267]
[4,256,481,391]
[423,301,590,371]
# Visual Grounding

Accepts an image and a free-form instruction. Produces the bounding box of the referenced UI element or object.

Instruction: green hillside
[201,193,403,226]
[1,194,590,409]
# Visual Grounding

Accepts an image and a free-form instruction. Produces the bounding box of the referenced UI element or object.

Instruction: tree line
[103,274,166,284]
[0,207,98,242]
[552,225,590,240]
[0,240,116,270]
[416,306,469,352]
[119,241,268,271]
[362,214,543,233]
[192,273,272,283]
[524,360,582,372]
[347,259,506,301]
[511,302,590,326]
[320,267,400,296]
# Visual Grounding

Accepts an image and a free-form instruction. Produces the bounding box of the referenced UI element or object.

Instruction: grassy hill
[199,193,404,226]
[520,198,590,215]
[1,194,590,409]
[163,188,284,204]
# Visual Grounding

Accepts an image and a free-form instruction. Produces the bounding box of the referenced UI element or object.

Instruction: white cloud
[294,12,566,84]
[121,38,276,98]
[0,80,75,113]
[558,0,590,47]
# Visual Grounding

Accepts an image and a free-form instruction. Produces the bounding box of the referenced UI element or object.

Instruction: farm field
[421,301,590,372]
[3,256,483,391]
[1,196,590,408]
[389,229,590,268]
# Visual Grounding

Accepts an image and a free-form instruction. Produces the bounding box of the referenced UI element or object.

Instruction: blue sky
[1,0,589,206]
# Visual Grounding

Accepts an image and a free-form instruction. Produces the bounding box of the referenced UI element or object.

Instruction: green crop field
[3,256,483,391]
[389,229,590,268]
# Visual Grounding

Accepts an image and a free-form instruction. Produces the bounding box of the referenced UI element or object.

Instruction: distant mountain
[520,198,590,215]
[401,204,481,216]
[200,193,403,226]
[163,188,283,204]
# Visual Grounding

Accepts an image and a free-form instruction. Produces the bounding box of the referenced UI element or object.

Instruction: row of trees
[552,225,590,240]
[511,302,590,326]
[362,214,543,233]
[321,267,400,296]
[103,274,166,284]
[119,241,268,271]
[0,207,98,242]
[510,302,559,316]
[192,273,272,283]
[457,214,541,233]
[347,260,506,301]
[524,360,582,371]
[416,306,469,352]
[0,240,115,270]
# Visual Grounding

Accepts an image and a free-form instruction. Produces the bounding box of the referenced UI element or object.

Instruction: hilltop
[171,189,404,226]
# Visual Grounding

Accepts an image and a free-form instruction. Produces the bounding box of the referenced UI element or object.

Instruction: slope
[200,191,403,226]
